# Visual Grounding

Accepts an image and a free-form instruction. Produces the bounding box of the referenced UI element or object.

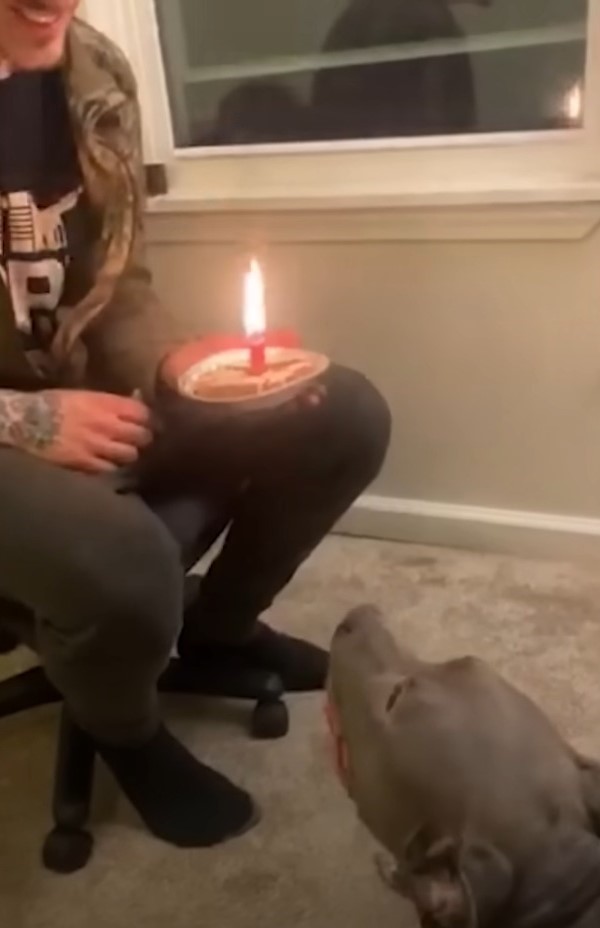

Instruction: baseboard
[335,494,600,562]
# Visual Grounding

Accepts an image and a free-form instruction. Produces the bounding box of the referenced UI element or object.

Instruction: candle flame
[243,258,266,338]
[564,82,583,123]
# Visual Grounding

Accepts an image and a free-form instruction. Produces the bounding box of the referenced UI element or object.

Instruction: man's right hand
[0,389,153,474]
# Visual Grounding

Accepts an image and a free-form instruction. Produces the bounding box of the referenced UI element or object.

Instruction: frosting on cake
[180,348,329,403]
[186,351,325,402]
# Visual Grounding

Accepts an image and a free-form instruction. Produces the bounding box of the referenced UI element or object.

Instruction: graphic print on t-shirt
[0,67,90,369]
[0,185,85,352]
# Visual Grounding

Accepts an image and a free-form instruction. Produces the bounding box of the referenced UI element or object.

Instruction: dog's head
[327,605,600,928]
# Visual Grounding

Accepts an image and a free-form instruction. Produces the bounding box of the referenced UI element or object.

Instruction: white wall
[146,200,600,561]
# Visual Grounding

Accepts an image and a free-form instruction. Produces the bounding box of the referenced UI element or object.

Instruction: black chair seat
[0,493,289,875]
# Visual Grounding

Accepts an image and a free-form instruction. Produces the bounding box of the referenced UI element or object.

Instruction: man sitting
[0,2,391,848]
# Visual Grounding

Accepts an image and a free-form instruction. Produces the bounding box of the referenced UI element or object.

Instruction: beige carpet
[2,535,600,928]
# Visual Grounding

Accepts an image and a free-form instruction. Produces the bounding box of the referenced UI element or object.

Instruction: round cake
[178,346,330,407]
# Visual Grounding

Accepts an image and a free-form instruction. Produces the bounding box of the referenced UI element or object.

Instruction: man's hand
[0,389,153,474]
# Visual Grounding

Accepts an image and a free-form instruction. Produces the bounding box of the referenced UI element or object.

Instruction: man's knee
[322,365,392,480]
[41,500,183,663]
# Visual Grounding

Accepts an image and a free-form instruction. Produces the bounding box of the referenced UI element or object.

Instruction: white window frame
[81,0,600,212]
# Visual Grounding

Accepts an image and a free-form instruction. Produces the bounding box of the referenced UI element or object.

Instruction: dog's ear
[403,825,513,927]
[507,828,600,928]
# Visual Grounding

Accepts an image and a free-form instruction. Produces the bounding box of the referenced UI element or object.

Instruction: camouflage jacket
[0,17,181,398]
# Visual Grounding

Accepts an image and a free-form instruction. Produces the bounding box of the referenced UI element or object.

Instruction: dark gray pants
[0,366,391,743]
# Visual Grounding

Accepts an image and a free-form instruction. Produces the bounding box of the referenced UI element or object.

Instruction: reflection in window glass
[154,0,589,149]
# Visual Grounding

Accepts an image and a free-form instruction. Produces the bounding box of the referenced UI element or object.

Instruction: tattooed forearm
[0,390,62,451]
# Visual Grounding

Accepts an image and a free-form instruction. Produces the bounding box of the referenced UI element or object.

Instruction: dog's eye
[386,678,415,712]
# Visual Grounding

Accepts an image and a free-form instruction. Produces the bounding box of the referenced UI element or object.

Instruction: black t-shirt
[0,68,91,366]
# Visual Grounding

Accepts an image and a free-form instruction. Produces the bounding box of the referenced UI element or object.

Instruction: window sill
[145,181,600,244]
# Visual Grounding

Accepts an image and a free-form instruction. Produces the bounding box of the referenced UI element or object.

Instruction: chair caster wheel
[42,826,94,874]
[251,699,289,740]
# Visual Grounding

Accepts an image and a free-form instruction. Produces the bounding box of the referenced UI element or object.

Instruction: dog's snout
[337,613,359,637]
[334,605,382,640]
[331,606,421,681]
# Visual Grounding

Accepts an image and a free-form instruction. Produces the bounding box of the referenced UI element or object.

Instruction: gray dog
[326,605,600,927]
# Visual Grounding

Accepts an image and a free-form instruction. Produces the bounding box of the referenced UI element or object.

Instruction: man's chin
[7,38,66,71]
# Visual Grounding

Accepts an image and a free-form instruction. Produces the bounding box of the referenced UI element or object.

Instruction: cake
[179,347,329,405]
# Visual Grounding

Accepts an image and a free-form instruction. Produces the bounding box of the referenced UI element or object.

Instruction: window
[154,0,588,149]
[82,0,600,209]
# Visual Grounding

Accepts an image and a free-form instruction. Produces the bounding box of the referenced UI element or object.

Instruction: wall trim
[336,494,600,560]
[146,198,600,245]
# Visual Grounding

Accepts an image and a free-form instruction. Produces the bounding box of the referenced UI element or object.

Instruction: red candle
[243,258,267,375]
[248,332,266,375]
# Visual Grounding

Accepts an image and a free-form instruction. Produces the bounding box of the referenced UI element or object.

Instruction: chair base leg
[42,710,96,874]
[0,666,59,719]
[159,657,290,740]
[42,826,94,875]
[251,699,289,740]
